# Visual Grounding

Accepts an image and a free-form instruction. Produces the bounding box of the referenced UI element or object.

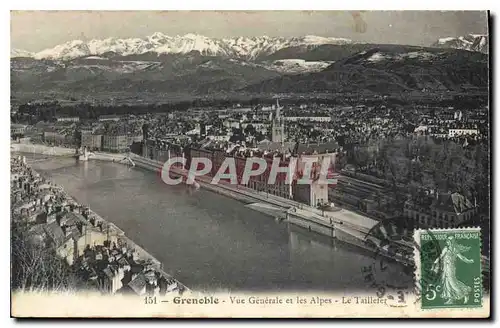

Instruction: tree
[11,225,83,293]
[244,124,256,136]
[336,152,348,171]
[229,128,245,143]
[351,146,374,171]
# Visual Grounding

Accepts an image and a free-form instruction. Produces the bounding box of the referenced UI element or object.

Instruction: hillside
[244,45,488,95]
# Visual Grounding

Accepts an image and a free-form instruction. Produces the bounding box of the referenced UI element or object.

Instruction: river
[23,153,411,292]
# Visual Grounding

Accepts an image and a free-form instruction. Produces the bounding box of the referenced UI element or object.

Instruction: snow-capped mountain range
[432,34,488,53]
[11,48,34,58]
[11,33,488,97]
[12,33,353,61]
[11,41,488,97]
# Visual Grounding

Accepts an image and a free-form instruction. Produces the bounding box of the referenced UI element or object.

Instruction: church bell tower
[271,98,285,144]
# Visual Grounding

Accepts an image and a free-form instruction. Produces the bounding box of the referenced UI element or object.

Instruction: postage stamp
[414,228,482,309]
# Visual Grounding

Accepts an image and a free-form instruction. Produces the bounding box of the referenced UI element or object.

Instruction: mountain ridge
[11,45,487,98]
[14,33,354,61]
[12,33,489,61]
[11,36,488,100]
[243,45,488,95]
[431,34,488,53]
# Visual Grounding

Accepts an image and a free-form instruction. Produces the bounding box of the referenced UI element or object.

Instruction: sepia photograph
[9,9,491,318]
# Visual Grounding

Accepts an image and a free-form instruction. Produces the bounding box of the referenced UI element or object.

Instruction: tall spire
[275,98,281,120]
[272,97,285,144]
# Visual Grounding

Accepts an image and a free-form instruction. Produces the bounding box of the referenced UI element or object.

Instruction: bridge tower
[78,146,89,161]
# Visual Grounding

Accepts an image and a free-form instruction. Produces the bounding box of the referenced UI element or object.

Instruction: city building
[448,129,479,138]
[102,265,127,294]
[404,192,478,228]
[29,211,119,266]
[102,135,129,152]
[99,115,121,122]
[80,125,96,134]
[186,141,339,207]
[236,153,293,199]
[240,122,268,134]
[271,99,285,143]
[11,124,27,136]
[43,130,68,144]
[284,116,332,122]
[127,135,143,145]
[292,152,338,207]
[329,171,394,219]
[81,134,103,150]
[223,120,241,129]
[56,116,80,123]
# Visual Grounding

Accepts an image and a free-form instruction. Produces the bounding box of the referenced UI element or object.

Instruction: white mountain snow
[432,34,488,53]
[366,51,436,63]
[11,48,34,58]
[20,33,354,61]
[34,40,91,60]
[264,59,334,74]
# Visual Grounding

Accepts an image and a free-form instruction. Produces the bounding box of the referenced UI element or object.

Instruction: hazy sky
[11,11,488,52]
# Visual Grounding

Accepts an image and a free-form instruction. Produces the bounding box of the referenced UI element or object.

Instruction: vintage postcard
[10,10,490,318]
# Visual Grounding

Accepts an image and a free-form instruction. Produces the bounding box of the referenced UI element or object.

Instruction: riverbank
[11,153,190,295]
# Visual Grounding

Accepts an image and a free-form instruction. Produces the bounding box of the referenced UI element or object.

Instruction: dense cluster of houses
[11,156,187,296]
[11,101,488,229]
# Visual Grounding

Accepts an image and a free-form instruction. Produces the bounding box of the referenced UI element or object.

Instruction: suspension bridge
[12,144,135,167]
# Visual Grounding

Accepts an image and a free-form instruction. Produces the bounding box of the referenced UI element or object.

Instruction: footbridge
[115,156,136,167]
